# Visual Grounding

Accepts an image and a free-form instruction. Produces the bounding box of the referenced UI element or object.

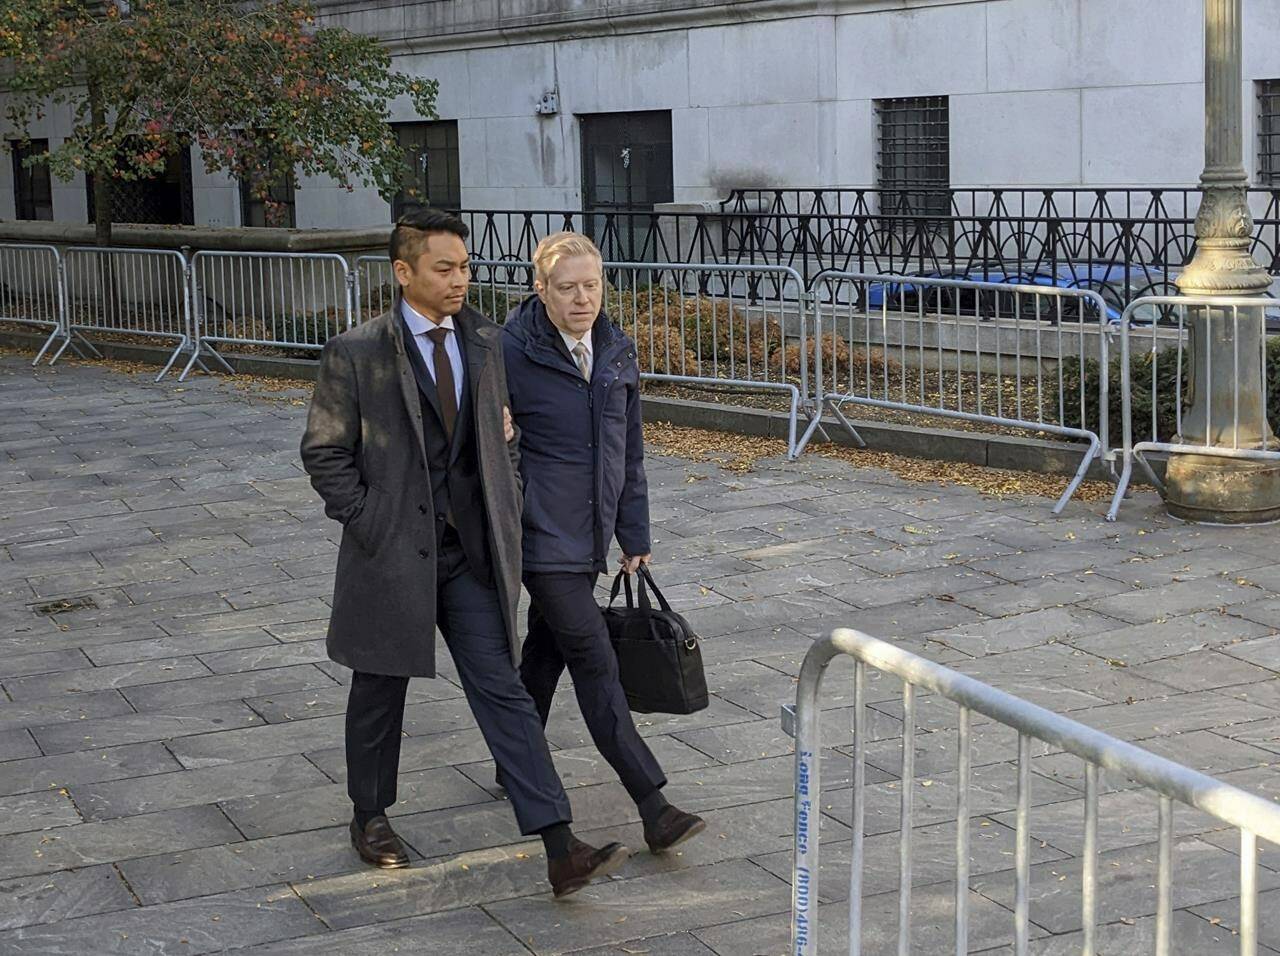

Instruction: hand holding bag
[601,564,709,715]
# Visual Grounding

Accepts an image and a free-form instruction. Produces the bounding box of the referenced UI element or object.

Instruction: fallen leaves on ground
[642,421,1114,502]
[227,374,315,393]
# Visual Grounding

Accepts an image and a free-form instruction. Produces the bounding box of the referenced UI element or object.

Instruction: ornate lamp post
[1164,0,1280,522]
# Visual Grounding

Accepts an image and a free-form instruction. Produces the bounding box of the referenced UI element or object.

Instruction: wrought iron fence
[457,209,724,271]
[719,188,1280,303]
[784,627,1280,955]
[447,192,1280,316]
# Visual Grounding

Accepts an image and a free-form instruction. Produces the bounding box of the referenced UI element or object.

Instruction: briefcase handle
[607,564,673,615]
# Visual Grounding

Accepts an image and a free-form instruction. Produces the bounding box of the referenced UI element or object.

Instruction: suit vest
[401,319,493,585]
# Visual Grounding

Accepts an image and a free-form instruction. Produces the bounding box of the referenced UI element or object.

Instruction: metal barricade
[352,255,533,324]
[469,258,535,322]
[0,243,67,365]
[55,246,194,382]
[784,627,1280,955]
[801,272,1111,512]
[1106,295,1280,521]
[189,251,353,372]
[352,257,815,457]
[353,254,396,322]
[605,262,815,458]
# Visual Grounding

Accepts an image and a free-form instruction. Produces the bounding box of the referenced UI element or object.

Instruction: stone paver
[2,353,1280,953]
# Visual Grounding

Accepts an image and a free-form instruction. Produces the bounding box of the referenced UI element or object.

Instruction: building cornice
[313,0,987,55]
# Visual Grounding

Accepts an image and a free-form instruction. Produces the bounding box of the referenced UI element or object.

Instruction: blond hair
[533,231,602,285]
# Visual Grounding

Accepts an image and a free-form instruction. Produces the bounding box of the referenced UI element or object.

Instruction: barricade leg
[48,330,101,365]
[793,407,829,458]
[1051,433,1101,515]
[155,339,188,382]
[32,326,65,366]
[1105,452,1133,522]
[177,347,207,382]
[826,399,867,448]
[201,343,236,375]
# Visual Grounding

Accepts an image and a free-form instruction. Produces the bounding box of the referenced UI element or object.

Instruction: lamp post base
[1164,452,1280,524]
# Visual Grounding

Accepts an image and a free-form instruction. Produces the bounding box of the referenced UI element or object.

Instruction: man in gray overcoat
[300,208,629,898]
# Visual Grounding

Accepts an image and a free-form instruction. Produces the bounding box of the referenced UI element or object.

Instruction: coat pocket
[346,484,389,556]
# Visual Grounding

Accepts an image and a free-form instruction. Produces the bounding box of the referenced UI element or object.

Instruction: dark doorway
[580,111,673,260]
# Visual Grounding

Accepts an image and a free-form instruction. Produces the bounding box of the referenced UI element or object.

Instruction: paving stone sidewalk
[2,351,1279,954]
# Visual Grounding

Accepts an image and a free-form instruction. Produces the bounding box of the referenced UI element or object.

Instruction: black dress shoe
[643,805,706,854]
[547,838,630,898]
[350,816,410,869]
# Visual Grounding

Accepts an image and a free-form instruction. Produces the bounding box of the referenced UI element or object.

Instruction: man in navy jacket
[502,232,705,855]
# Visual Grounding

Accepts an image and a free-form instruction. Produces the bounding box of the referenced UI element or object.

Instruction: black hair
[389,208,470,265]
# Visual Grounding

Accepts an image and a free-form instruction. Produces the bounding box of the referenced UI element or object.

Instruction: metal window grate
[1260,79,1280,186]
[86,145,194,226]
[580,111,674,260]
[11,139,53,221]
[392,120,461,219]
[876,95,950,217]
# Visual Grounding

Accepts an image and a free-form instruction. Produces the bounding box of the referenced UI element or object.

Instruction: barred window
[239,168,296,228]
[875,96,950,217]
[1260,79,1280,186]
[392,120,461,220]
[11,139,53,221]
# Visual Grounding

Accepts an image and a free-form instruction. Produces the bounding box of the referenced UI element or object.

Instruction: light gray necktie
[572,341,590,381]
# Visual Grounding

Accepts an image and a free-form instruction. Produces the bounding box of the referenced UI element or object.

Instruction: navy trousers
[519,571,666,803]
[346,532,572,835]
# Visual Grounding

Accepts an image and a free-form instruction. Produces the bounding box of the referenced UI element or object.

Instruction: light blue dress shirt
[401,299,464,407]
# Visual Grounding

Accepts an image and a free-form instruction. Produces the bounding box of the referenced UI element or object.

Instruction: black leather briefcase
[601,565,709,715]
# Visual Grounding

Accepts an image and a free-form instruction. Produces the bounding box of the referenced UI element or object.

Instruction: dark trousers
[346,531,572,835]
[520,571,666,803]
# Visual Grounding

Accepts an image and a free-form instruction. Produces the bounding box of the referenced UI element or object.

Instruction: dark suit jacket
[299,302,524,677]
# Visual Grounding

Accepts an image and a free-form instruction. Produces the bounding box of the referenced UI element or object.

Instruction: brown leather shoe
[643,806,706,854]
[547,839,630,899]
[350,816,410,869]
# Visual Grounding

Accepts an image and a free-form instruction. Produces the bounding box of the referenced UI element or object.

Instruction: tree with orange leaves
[1,0,437,243]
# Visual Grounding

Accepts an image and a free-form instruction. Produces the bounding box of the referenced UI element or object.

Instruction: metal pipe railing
[786,627,1280,955]
[799,271,1110,511]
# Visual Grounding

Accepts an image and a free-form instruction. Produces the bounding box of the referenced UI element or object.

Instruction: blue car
[861,263,1178,324]
[862,263,1280,329]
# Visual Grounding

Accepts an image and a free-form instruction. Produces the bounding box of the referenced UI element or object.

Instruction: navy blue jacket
[501,296,650,574]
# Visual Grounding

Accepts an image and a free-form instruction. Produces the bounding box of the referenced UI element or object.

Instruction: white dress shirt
[401,299,464,407]
[560,329,593,379]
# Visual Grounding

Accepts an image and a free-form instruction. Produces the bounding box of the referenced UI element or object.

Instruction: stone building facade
[4,0,1280,228]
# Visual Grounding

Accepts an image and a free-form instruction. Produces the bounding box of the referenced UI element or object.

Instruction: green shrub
[1057,337,1280,442]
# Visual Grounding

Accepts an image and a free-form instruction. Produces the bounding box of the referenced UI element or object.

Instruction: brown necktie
[425,326,457,440]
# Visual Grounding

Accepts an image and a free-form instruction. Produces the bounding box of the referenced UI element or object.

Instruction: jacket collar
[517,296,626,374]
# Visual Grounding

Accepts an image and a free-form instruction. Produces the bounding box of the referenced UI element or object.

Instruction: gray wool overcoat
[299,302,524,677]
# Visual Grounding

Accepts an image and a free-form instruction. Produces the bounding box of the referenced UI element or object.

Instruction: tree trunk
[88,78,112,247]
